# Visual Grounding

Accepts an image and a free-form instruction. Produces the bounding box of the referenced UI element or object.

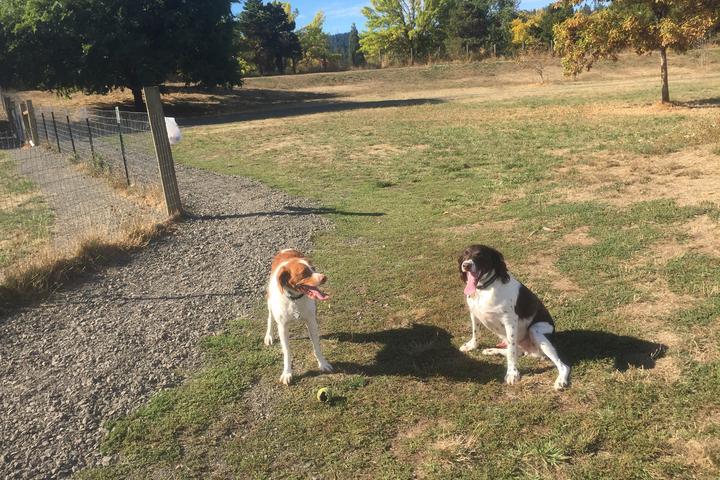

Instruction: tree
[485,0,519,56]
[298,11,332,71]
[554,0,720,103]
[0,0,241,110]
[347,24,366,67]
[237,0,302,75]
[511,3,573,51]
[360,0,448,66]
[446,0,490,57]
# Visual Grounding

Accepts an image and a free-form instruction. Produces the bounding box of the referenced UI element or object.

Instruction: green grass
[0,152,53,270]
[84,60,720,479]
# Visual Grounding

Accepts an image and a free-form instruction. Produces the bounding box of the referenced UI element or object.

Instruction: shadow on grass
[186,205,385,221]
[320,325,666,384]
[554,329,667,371]
[326,323,506,383]
[179,97,446,126]
[675,97,720,109]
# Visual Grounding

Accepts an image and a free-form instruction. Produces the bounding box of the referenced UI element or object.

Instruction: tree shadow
[553,329,667,371]
[184,205,385,222]
[674,98,720,109]
[326,323,506,383]
[78,86,340,115]
[178,97,446,126]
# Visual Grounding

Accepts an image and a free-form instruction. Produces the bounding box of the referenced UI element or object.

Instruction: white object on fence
[165,117,182,145]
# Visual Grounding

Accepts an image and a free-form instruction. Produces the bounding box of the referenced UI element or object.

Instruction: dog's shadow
[324,324,667,383]
[327,324,504,383]
[554,329,667,371]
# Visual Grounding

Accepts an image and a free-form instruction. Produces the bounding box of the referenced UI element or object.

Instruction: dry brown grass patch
[562,226,597,247]
[686,323,720,363]
[555,146,720,207]
[443,218,518,235]
[0,217,175,309]
[512,254,583,297]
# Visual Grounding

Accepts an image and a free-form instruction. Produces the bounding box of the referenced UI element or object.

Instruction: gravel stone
[0,165,329,479]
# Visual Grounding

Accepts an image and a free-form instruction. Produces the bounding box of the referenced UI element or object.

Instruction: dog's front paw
[318,361,334,373]
[460,339,477,352]
[264,334,274,346]
[279,372,293,385]
[554,367,570,391]
[505,368,521,385]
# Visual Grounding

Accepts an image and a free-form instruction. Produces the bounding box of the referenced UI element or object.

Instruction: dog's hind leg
[529,322,570,390]
[503,320,521,385]
[306,314,333,373]
[264,303,274,346]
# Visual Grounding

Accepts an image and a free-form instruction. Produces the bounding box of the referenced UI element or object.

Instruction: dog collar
[476,271,498,290]
[285,290,304,300]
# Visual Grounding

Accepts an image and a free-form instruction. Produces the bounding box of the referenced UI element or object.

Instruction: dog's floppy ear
[458,254,466,282]
[489,247,509,282]
[277,266,291,292]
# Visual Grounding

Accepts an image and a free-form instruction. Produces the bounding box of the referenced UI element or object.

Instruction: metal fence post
[86,118,95,158]
[143,86,182,216]
[66,115,76,155]
[50,111,61,153]
[115,107,130,186]
[25,100,40,146]
[41,112,50,145]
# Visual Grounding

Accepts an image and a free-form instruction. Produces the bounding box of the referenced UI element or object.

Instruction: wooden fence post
[12,101,25,143]
[25,100,40,146]
[143,86,182,216]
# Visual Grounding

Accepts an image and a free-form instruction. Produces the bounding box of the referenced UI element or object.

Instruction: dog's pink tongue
[305,287,329,301]
[464,272,478,296]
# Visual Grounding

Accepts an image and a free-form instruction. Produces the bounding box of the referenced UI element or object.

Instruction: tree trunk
[131,86,144,111]
[410,46,414,66]
[659,46,670,103]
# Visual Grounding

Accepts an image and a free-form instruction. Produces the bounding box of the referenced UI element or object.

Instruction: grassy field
[83,50,720,479]
[0,152,52,273]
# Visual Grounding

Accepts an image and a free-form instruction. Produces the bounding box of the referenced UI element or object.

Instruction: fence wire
[0,102,166,280]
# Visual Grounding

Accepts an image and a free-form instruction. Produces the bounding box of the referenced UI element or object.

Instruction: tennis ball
[316,387,332,403]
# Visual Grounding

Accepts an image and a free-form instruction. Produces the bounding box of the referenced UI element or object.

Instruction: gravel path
[0,166,330,478]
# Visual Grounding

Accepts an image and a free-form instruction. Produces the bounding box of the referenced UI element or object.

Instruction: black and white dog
[458,244,570,390]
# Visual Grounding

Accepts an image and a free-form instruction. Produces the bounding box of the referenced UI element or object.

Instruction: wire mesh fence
[33,106,161,187]
[0,98,170,282]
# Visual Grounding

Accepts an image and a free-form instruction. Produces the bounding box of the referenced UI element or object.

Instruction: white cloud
[324,2,366,19]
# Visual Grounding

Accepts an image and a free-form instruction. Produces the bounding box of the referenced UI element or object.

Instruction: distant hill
[328,32,350,57]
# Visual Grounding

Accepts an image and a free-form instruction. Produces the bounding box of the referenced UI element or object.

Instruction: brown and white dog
[458,244,570,390]
[264,249,333,385]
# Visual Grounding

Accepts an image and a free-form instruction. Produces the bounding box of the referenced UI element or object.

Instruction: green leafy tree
[485,0,519,56]
[298,11,332,71]
[348,23,366,66]
[554,0,720,103]
[0,0,241,109]
[360,0,448,65]
[444,0,519,58]
[445,0,490,57]
[237,0,302,75]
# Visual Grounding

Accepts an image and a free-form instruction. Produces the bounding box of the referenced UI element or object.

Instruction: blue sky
[234,1,555,34]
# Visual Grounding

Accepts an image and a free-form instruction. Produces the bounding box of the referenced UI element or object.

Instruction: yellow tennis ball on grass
[316,387,332,403]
